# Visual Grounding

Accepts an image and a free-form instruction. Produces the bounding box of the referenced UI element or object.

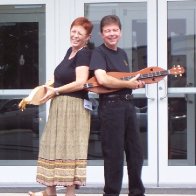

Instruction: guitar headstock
[169,65,185,77]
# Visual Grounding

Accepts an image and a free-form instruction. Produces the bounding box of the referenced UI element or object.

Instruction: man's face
[101,23,122,50]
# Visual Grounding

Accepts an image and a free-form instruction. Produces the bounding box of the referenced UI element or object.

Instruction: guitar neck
[122,70,169,81]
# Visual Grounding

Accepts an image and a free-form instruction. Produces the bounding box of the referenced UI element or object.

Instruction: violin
[84,65,185,94]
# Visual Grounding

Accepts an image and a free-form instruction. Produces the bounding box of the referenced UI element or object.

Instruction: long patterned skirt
[36,95,91,187]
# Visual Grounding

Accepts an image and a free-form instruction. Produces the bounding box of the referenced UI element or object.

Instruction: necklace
[72,46,84,52]
[69,46,84,59]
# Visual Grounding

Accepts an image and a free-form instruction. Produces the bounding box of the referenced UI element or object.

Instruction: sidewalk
[1,186,196,196]
[0,194,195,196]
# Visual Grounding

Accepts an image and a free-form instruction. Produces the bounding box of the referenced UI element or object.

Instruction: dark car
[88,97,148,160]
[0,99,46,160]
[0,99,40,132]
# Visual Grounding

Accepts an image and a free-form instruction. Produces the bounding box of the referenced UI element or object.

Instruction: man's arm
[95,69,145,89]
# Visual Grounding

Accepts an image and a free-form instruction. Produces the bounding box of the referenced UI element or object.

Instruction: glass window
[0,4,45,165]
[85,3,148,164]
[0,98,46,161]
[0,22,39,89]
[168,2,196,166]
[0,5,45,89]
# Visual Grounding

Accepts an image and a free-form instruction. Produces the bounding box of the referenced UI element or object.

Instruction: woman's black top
[54,47,92,99]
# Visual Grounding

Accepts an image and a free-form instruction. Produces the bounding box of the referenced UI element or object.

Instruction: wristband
[54,88,60,96]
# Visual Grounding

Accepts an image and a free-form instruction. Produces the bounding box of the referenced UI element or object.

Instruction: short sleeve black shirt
[90,44,132,94]
[54,47,92,99]
[90,44,129,72]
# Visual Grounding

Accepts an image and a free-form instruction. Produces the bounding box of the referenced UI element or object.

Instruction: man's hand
[129,74,145,89]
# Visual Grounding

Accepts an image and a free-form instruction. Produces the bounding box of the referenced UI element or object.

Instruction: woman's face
[70,25,90,50]
[101,23,121,50]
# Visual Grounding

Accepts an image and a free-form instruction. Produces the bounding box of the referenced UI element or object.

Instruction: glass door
[1,0,194,188]
[0,3,46,183]
[158,0,196,185]
[76,0,159,186]
[77,0,196,186]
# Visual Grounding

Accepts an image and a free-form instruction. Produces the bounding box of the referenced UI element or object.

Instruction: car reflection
[0,97,187,161]
[88,97,187,161]
[0,99,39,132]
[0,99,44,160]
[168,97,187,160]
[88,97,148,160]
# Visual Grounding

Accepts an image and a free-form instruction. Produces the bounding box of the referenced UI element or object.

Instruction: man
[90,15,145,196]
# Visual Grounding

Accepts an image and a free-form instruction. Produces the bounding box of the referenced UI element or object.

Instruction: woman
[29,17,93,196]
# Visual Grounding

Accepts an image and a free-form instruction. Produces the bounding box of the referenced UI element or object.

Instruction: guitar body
[84,66,184,94]
[18,81,54,110]
[18,85,47,111]
[27,85,47,105]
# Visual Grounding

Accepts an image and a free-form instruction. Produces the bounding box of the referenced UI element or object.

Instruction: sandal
[28,190,57,196]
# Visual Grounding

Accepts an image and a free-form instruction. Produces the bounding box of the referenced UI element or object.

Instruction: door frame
[0,0,55,184]
[75,0,159,186]
[158,0,196,186]
[1,0,195,187]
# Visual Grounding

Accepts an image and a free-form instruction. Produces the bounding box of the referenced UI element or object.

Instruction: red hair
[70,17,93,35]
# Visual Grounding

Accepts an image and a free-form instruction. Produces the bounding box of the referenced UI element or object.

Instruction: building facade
[0,0,196,188]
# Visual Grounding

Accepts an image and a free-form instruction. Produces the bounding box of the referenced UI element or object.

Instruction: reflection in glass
[132,19,147,72]
[88,98,148,160]
[0,4,45,164]
[167,19,188,88]
[168,2,196,166]
[134,98,148,160]
[0,22,39,89]
[85,3,148,163]
[168,98,187,160]
[0,99,46,160]
[88,97,101,160]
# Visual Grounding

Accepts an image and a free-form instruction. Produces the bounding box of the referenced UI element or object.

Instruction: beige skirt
[36,95,91,187]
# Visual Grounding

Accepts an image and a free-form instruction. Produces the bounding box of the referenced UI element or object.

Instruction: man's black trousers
[99,99,145,196]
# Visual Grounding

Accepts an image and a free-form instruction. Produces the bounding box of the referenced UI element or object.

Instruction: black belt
[100,93,133,102]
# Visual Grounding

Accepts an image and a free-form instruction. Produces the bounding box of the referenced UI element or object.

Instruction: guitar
[84,65,185,94]
[18,85,47,111]
[18,80,54,111]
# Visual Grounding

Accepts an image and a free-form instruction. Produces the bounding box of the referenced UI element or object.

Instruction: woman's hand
[40,86,56,104]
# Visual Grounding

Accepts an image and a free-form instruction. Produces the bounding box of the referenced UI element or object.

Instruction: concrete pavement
[1,186,196,195]
[0,193,193,196]
[0,194,195,196]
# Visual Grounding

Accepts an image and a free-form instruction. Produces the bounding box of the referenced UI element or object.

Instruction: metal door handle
[145,85,155,100]
[160,79,168,100]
